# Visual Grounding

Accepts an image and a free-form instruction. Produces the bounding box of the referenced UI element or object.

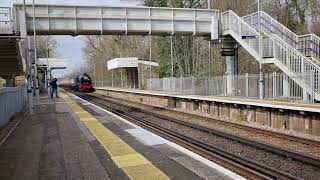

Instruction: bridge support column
[20,3,33,113]
[303,89,308,101]
[283,74,290,99]
[225,44,238,96]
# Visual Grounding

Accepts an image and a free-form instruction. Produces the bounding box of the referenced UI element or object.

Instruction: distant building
[107,57,159,89]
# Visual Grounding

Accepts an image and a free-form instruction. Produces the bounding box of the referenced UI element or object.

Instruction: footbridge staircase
[0,7,24,85]
[243,11,320,63]
[221,10,320,101]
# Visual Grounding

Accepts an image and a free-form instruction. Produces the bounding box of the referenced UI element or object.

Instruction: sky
[1,0,140,78]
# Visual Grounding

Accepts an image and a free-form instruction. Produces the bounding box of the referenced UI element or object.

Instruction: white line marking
[66,92,246,180]
[0,111,27,147]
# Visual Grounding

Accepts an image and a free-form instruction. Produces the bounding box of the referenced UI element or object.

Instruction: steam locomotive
[59,73,95,93]
[74,73,95,93]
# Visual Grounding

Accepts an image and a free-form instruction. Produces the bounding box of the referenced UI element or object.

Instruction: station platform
[0,93,243,180]
[94,87,320,136]
[97,87,320,113]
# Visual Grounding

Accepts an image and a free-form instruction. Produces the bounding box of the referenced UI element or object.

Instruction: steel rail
[96,92,320,148]
[88,93,320,168]
[73,92,302,180]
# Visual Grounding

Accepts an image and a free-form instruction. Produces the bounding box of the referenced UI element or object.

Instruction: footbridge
[12,4,219,38]
[1,4,320,102]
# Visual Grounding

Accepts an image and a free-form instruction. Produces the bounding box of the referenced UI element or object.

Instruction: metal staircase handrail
[0,7,13,34]
[221,10,263,58]
[258,11,320,41]
[298,34,320,59]
[222,10,319,98]
[222,10,262,35]
[243,11,320,60]
[271,33,320,68]
[270,33,320,93]
[300,33,320,38]
[243,11,299,44]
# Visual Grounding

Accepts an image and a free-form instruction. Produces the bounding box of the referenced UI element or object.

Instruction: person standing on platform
[50,78,59,98]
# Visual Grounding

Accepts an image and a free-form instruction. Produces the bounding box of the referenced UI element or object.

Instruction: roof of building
[38,58,69,69]
[107,57,159,70]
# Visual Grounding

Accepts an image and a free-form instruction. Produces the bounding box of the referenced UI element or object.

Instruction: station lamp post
[171,36,173,77]
[32,0,40,100]
[23,0,33,113]
[45,36,51,92]
[257,0,264,100]
[208,0,211,77]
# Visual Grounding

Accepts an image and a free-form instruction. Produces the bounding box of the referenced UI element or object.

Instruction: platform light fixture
[257,0,264,100]
[32,0,40,100]
[23,0,33,113]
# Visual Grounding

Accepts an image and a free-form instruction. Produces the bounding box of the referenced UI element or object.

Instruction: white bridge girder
[13,4,219,39]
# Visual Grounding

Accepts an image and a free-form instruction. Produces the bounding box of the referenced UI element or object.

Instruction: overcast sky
[1,0,140,78]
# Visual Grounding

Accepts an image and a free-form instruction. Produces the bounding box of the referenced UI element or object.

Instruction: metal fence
[0,86,26,127]
[146,74,313,102]
[94,77,127,89]
[0,7,12,34]
[94,73,315,102]
[150,74,315,102]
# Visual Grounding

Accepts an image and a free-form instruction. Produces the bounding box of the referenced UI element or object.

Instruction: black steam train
[60,73,95,93]
[74,73,95,93]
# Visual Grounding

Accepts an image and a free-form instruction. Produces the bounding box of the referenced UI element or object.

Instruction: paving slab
[67,92,245,180]
[0,96,111,180]
[0,93,245,180]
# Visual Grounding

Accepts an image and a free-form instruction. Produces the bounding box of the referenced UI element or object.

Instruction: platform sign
[221,48,237,56]
[242,35,256,39]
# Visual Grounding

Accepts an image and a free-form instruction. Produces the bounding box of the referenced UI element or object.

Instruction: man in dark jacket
[50,78,59,98]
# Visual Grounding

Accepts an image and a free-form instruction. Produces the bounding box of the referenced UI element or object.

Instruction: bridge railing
[270,34,320,94]
[222,10,319,100]
[13,4,219,37]
[298,34,320,59]
[0,7,13,34]
[242,11,298,48]
[94,73,314,102]
[145,74,308,102]
[221,10,262,60]
[243,11,320,61]
[0,85,26,127]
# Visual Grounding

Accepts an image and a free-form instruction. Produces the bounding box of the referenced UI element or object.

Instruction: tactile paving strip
[61,93,169,180]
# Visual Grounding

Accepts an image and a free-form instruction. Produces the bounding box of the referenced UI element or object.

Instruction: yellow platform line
[61,93,169,180]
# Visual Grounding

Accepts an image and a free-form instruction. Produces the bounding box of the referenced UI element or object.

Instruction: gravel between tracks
[89,94,320,180]
[129,111,320,180]
[163,109,320,157]
[94,94,320,158]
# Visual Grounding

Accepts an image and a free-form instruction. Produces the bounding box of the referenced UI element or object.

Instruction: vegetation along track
[71,92,320,180]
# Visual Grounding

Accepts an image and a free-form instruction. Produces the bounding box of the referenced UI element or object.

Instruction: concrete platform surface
[98,87,320,113]
[0,93,244,180]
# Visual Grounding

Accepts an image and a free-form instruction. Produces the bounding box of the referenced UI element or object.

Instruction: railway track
[95,92,320,155]
[170,107,320,148]
[70,92,320,180]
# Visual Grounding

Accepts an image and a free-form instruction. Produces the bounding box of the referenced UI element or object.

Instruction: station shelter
[107,57,159,89]
[37,58,69,91]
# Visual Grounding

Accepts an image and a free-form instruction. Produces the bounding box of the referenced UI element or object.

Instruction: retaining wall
[96,88,320,136]
[0,86,25,127]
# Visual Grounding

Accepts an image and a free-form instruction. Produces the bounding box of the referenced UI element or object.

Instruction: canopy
[107,57,158,70]
[38,58,69,69]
